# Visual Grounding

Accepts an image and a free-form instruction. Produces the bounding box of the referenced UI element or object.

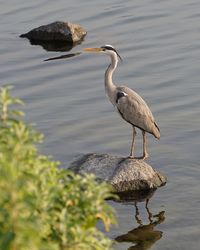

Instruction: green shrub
[0,87,115,250]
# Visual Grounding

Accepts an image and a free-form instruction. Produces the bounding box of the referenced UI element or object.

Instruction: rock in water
[69,153,167,192]
[20,21,87,43]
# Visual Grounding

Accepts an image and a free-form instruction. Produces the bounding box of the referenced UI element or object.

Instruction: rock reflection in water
[29,39,75,52]
[115,190,165,250]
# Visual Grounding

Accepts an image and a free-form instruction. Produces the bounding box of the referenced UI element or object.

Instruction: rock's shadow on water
[29,39,77,52]
[115,188,156,203]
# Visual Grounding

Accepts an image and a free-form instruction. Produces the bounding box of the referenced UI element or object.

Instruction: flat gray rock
[20,21,87,43]
[69,153,167,192]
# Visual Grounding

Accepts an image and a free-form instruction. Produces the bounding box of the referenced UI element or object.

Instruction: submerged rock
[69,153,167,192]
[20,21,87,43]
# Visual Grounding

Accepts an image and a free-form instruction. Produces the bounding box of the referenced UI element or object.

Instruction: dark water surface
[1,0,200,249]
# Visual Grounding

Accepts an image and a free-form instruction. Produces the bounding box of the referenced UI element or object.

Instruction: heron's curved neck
[105,54,118,104]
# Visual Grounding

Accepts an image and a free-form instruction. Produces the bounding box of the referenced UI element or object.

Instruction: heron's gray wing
[115,86,157,134]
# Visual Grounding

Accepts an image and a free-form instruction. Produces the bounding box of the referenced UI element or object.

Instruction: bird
[83,45,160,159]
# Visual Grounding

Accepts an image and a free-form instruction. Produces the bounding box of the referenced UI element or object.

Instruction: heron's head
[83,44,122,62]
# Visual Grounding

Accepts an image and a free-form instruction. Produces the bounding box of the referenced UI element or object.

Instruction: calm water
[1,0,200,249]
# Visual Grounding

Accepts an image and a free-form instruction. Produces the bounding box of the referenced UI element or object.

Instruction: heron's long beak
[83,48,103,52]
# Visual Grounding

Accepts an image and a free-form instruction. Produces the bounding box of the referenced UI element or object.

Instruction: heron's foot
[141,152,149,160]
[127,155,142,160]
[130,153,149,160]
[127,153,149,160]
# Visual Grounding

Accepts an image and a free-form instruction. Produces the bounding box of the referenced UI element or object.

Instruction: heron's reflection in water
[115,190,165,250]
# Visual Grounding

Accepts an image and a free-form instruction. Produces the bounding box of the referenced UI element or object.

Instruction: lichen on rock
[69,153,167,192]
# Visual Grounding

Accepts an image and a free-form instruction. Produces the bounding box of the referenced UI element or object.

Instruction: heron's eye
[102,48,106,51]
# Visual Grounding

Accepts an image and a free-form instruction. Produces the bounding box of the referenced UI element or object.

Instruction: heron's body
[84,45,160,159]
[115,86,160,138]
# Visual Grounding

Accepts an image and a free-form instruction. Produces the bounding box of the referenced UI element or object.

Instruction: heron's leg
[142,131,149,159]
[129,126,136,158]
[134,201,142,225]
[145,199,153,223]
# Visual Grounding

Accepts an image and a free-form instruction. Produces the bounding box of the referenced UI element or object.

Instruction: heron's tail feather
[152,122,160,139]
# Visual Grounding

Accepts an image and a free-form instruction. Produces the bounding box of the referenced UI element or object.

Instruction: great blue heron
[83,45,160,159]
